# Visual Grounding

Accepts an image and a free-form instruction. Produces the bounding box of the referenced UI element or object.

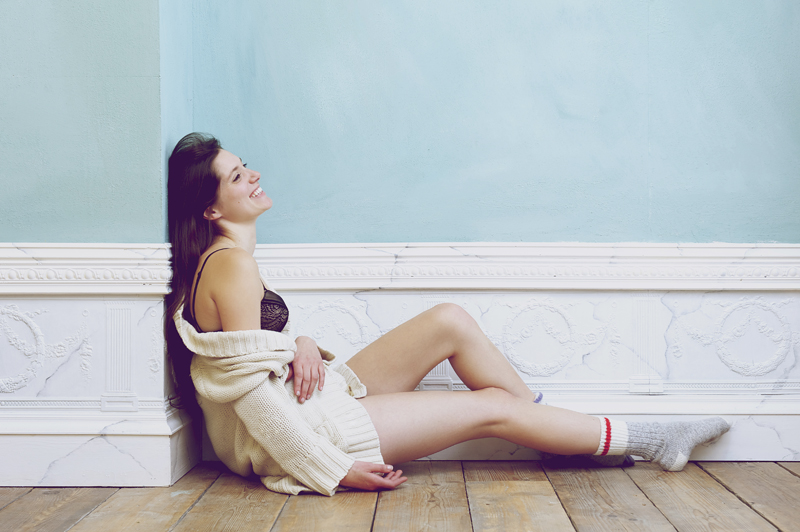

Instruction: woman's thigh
[357,388,508,464]
[345,304,466,395]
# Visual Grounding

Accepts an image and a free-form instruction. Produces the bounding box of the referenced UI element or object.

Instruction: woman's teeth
[250,187,263,198]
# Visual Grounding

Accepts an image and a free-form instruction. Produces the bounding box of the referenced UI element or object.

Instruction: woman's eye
[233,174,240,182]
[242,163,248,168]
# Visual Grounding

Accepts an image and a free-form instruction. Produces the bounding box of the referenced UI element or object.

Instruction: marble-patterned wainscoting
[0,296,201,486]
[1,243,798,486]
[0,244,199,486]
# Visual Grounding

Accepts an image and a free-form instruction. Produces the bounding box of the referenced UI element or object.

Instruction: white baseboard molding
[0,403,200,486]
[1,242,799,486]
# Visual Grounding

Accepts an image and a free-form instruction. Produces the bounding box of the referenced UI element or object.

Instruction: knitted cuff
[290,441,356,497]
[593,417,629,456]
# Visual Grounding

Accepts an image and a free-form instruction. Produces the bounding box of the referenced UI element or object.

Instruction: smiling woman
[206,149,272,224]
[164,132,731,497]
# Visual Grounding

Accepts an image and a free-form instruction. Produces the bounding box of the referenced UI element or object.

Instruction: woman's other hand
[339,462,407,491]
[289,336,326,403]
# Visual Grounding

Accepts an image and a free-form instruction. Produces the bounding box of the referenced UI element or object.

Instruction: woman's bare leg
[358,388,600,464]
[347,303,536,399]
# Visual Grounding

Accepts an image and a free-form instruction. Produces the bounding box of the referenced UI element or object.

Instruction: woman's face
[205,149,272,223]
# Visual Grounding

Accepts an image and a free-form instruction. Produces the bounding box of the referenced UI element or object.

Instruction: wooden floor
[2,461,799,532]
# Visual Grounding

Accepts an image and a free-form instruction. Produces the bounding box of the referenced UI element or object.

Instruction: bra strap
[190,248,231,325]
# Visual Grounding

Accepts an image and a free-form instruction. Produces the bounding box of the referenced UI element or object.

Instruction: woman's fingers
[304,366,319,400]
[340,461,407,491]
[293,362,325,403]
[293,364,305,399]
[374,469,407,489]
[366,464,406,489]
[381,469,407,487]
[289,338,327,402]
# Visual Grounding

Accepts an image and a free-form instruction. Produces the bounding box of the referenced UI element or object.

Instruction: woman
[165,132,730,496]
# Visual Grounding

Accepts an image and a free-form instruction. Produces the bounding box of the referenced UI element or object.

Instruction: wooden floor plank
[3,460,792,531]
[68,463,222,532]
[626,462,777,532]
[778,461,800,477]
[699,461,800,532]
[0,487,117,532]
[467,481,575,532]
[373,461,471,532]
[0,487,32,511]
[465,461,573,532]
[272,491,377,532]
[463,460,547,482]
[397,460,465,484]
[544,465,676,532]
[172,472,288,532]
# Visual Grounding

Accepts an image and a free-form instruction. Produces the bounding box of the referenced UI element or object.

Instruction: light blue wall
[160,0,195,237]
[0,0,165,243]
[1,1,798,243]
[193,0,800,243]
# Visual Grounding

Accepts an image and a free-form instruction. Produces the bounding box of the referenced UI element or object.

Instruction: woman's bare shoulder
[206,246,258,272]
[203,247,261,291]
[201,247,263,331]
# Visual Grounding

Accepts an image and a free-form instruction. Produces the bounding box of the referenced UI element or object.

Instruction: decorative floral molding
[501,297,614,377]
[1,243,799,294]
[671,297,796,377]
[0,305,92,393]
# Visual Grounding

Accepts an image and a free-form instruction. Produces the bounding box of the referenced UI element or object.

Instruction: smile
[250,187,263,198]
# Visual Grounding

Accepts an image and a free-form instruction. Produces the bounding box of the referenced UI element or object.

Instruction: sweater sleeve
[232,378,354,496]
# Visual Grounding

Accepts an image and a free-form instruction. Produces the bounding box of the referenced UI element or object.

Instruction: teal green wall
[1,1,798,243]
[0,0,165,242]
[194,0,799,243]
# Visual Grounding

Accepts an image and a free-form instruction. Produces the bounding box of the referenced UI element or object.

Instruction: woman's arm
[232,378,355,495]
[234,381,405,494]
[205,249,326,402]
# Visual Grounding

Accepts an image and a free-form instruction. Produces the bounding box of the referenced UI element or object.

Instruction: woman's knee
[476,386,517,406]
[470,387,517,433]
[428,302,478,338]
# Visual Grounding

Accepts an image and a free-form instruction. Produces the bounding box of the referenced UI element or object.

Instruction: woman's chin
[255,196,273,212]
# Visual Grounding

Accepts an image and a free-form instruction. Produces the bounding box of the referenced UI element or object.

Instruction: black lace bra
[189,248,289,333]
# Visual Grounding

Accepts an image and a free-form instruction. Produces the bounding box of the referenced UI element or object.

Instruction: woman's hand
[288,336,326,403]
[339,462,407,491]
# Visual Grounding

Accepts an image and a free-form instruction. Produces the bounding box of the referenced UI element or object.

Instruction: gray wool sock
[594,417,730,472]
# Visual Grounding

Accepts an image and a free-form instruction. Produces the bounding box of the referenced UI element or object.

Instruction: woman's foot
[595,416,731,471]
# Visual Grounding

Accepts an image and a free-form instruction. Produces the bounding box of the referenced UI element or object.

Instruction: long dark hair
[164,132,222,413]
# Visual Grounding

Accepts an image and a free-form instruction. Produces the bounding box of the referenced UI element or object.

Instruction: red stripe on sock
[601,417,612,455]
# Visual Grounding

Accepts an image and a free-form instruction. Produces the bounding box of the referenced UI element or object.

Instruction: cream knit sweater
[174,308,383,496]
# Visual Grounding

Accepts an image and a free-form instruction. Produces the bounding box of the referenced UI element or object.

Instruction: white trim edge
[2,242,799,294]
